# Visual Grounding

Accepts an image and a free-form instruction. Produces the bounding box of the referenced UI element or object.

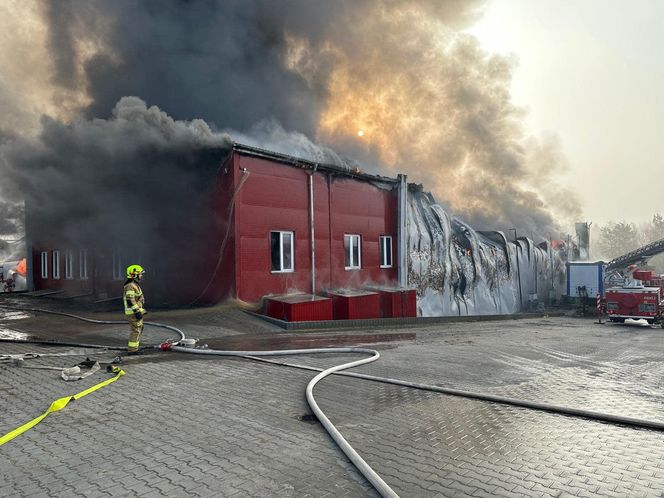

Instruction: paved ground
[2,301,664,497]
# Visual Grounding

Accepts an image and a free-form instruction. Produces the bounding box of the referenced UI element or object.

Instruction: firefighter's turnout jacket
[123,279,146,352]
[123,280,146,316]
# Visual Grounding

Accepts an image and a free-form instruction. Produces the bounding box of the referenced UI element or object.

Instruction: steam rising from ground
[0,0,580,242]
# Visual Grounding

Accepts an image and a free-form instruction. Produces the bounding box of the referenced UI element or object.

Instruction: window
[79,249,88,279]
[379,236,393,268]
[52,250,60,279]
[40,252,48,279]
[606,302,618,311]
[639,303,656,313]
[64,250,74,279]
[112,251,123,280]
[344,234,361,270]
[270,231,294,272]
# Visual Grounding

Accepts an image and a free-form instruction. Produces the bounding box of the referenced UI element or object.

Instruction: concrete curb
[249,311,567,331]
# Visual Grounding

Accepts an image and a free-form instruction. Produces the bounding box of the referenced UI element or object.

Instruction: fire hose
[5,306,664,498]
[0,305,397,497]
[0,306,186,343]
[163,342,396,498]
[0,365,125,446]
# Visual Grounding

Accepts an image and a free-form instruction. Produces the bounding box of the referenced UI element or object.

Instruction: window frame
[112,251,123,281]
[344,234,362,270]
[79,249,88,280]
[270,230,295,273]
[379,235,393,269]
[40,251,48,279]
[64,250,74,280]
[52,250,60,280]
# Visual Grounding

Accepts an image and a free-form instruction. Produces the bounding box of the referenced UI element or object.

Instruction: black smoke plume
[32,0,577,233]
[0,97,231,302]
[0,0,581,299]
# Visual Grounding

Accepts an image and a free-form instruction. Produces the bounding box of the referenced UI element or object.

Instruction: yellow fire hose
[0,366,125,446]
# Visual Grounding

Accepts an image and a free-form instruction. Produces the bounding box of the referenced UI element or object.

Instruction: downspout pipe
[397,174,408,288]
[309,166,317,296]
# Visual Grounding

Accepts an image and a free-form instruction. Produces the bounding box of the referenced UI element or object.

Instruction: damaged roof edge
[232,142,401,185]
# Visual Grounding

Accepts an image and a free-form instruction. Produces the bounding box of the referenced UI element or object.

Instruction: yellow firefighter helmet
[126,264,145,279]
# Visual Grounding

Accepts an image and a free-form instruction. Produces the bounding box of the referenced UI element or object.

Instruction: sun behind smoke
[312,6,579,233]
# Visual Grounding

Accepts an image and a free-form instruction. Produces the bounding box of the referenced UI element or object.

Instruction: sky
[0,0,662,239]
[466,0,664,226]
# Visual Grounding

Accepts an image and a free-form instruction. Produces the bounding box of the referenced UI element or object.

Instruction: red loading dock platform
[367,287,417,318]
[265,294,333,322]
[265,289,417,322]
[327,289,381,320]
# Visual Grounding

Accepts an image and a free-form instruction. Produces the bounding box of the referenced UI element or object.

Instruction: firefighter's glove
[134,311,143,320]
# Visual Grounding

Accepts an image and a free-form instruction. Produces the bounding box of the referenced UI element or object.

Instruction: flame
[15,258,26,277]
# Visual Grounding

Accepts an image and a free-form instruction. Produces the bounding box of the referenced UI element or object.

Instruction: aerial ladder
[603,237,664,325]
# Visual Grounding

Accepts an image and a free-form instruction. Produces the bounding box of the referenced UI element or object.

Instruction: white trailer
[566,261,604,298]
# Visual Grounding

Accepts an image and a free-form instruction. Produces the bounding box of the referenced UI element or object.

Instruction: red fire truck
[605,267,664,324]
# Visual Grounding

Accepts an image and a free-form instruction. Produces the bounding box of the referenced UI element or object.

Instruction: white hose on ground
[0,305,186,342]
[13,306,664,493]
[0,305,398,497]
[248,355,664,432]
[171,345,400,498]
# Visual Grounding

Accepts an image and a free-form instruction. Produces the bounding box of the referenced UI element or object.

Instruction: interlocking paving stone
[3,315,664,496]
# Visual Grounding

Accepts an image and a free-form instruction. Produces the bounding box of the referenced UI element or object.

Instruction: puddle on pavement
[0,311,31,321]
[0,327,32,340]
[299,413,318,424]
[206,332,416,351]
[0,310,34,340]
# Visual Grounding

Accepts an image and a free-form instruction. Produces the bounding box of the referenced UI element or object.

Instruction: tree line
[591,214,664,269]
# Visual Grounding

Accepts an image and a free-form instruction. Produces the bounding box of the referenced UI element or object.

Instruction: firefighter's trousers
[127,315,144,352]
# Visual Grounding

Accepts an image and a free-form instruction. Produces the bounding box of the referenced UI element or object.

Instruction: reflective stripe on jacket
[123,280,146,316]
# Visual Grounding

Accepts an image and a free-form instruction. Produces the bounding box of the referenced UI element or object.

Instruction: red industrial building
[27,144,413,319]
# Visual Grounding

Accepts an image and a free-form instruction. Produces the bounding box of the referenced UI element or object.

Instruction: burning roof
[232,143,400,186]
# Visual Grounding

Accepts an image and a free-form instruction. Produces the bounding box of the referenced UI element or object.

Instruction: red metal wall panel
[33,149,401,308]
[377,289,399,318]
[374,289,417,318]
[32,246,95,294]
[313,174,332,291]
[328,178,398,290]
[234,154,312,302]
[265,298,284,320]
[329,291,380,319]
[287,299,333,321]
[233,152,399,303]
[30,152,240,305]
[264,295,333,322]
[196,154,237,304]
[401,289,417,317]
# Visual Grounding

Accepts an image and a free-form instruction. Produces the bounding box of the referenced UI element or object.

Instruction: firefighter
[123,264,146,355]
